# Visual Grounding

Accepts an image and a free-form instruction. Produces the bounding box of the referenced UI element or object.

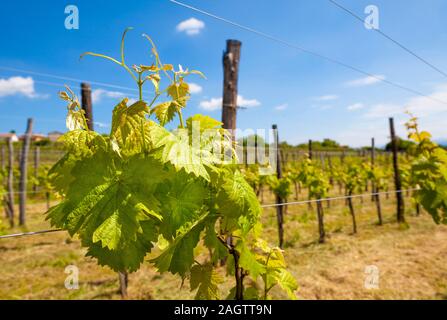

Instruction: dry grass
[0,192,446,300]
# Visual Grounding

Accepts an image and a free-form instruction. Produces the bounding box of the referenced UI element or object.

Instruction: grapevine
[406,115,447,224]
[45,29,297,300]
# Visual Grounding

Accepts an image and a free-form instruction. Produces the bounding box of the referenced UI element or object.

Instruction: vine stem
[232,249,244,300]
[178,111,185,128]
[217,235,244,300]
[138,73,143,101]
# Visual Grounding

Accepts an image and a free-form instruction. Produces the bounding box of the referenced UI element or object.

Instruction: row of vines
[1,30,447,300]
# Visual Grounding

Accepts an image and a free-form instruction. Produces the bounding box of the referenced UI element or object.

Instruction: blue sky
[1,0,447,147]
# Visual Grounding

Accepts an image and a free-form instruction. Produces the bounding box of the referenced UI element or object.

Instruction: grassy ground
[0,191,446,300]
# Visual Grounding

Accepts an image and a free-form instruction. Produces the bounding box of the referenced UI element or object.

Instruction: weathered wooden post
[1,144,4,170]
[221,40,245,300]
[19,118,33,226]
[371,138,383,225]
[307,139,313,210]
[222,40,241,142]
[328,153,334,186]
[33,146,40,192]
[389,118,405,224]
[6,138,14,227]
[81,83,94,131]
[371,138,375,202]
[272,124,284,249]
[308,139,313,160]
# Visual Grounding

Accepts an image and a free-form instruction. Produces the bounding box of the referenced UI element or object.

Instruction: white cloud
[314,94,338,101]
[404,83,447,117]
[347,103,365,111]
[364,84,447,119]
[189,83,202,94]
[338,83,447,146]
[199,95,261,111]
[275,103,288,111]
[311,104,333,110]
[93,121,110,128]
[176,18,205,36]
[336,120,390,148]
[345,75,385,87]
[364,103,403,118]
[237,95,261,108]
[0,76,44,98]
[92,89,127,103]
[199,97,222,111]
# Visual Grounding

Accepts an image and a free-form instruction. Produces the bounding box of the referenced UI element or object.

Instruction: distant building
[0,133,19,142]
[48,131,64,142]
[19,133,46,142]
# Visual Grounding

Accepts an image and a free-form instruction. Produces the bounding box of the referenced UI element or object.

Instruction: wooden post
[307,140,313,210]
[6,138,14,227]
[308,139,313,160]
[33,146,40,192]
[118,272,128,299]
[1,144,4,170]
[389,118,405,224]
[222,40,241,142]
[19,118,33,226]
[273,124,284,249]
[328,154,334,186]
[221,40,243,291]
[371,138,383,225]
[316,200,326,243]
[371,138,375,202]
[81,83,94,131]
[347,190,357,234]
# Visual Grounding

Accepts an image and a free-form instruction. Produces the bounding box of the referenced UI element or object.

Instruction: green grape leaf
[270,268,298,300]
[190,263,223,300]
[186,114,222,132]
[216,169,261,232]
[48,153,77,196]
[152,128,214,181]
[204,221,228,263]
[167,80,189,106]
[151,213,210,276]
[85,220,158,273]
[110,98,149,153]
[151,101,178,126]
[235,240,266,279]
[59,129,107,156]
[47,151,169,272]
[157,173,207,239]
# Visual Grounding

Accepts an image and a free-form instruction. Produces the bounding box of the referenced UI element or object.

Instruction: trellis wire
[0,190,53,196]
[0,229,63,239]
[261,187,419,208]
[0,187,419,240]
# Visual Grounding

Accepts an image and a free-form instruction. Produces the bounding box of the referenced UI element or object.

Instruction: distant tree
[34,138,51,146]
[385,137,416,152]
[238,134,267,147]
[321,138,340,149]
[278,141,293,149]
[296,139,348,151]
